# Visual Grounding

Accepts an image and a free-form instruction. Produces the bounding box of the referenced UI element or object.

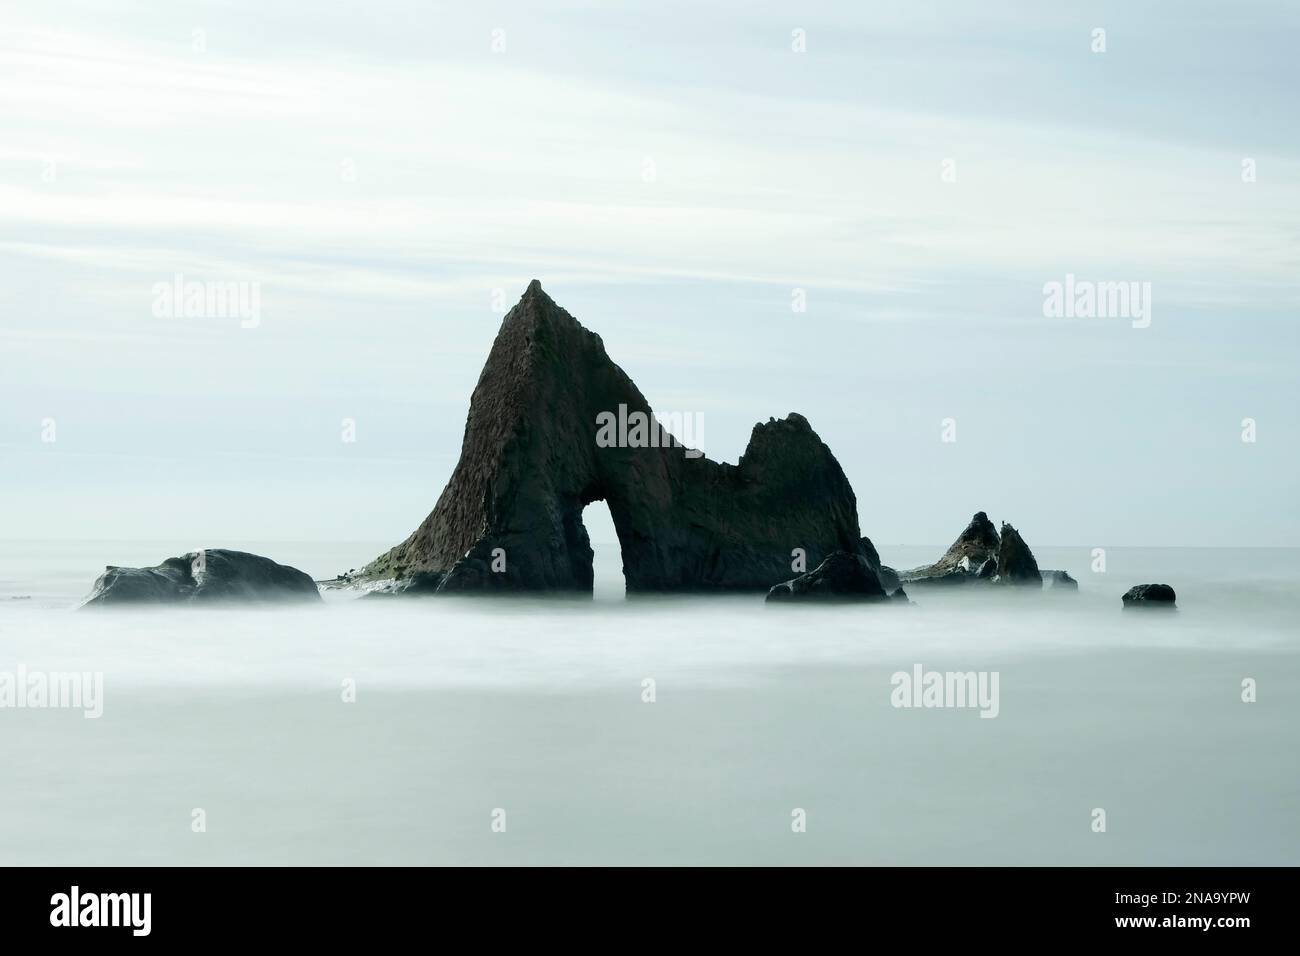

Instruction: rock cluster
[899,512,1069,591]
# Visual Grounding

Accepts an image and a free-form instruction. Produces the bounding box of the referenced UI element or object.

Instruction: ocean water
[0,540,1297,865]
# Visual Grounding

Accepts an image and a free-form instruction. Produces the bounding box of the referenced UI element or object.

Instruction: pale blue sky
[1,0,1297,548]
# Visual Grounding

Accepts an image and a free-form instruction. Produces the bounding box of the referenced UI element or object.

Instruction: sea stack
[996,522,1042,586]
[360,281,869,594]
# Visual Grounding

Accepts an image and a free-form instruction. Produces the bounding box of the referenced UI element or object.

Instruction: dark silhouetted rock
[996,522,1042,586]
[765,551,887,603]
[860,536,881,570]
[1122,583,1176,608]
[900,511,1000,585]
[890,586,911,604]
[1043,570,1078,590]
[976,557,998,579]
[81,550,321,607]
[359,281,868,594]
[878,565,901,593]
[861,536,901,593]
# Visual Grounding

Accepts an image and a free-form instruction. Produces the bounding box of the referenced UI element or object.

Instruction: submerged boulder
[359,281,868,594]
[1122,583,1176,609]
[996,522,1042,586]
[1043,570,1079,590]
[81,550,321,607]
[766,551,887,603]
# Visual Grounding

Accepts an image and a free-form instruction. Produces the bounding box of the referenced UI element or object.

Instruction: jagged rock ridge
[901,511,1062,590]
[362,281,867,593]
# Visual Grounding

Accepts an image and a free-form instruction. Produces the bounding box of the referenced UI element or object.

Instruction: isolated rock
[1043,570,1078,590]
[81,550,321,607]
[1122,583,1176,608]
[766,551,887,603]
[360,281,869,594]
[900,511,1000,585]
[996,522,1042,586]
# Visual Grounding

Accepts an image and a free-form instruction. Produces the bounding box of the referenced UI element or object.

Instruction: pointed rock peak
[996,522,1042,585]
[499,279,584,342]
[508,279,556,316]
[913,509,1001,575]
[947,511,999,554]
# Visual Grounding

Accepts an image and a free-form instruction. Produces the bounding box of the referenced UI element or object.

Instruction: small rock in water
[1121,583,1176,609]
[1042,570,1079,590]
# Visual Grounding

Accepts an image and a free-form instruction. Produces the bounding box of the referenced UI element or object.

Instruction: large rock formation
[766,551,887,603]
[81,550,321,607]
[996,522,1042,586]
[361,281,868,594]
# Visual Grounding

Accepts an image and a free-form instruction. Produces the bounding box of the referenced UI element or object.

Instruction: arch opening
[581,499,625,599]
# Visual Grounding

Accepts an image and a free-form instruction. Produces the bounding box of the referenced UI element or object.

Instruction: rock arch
[362,281,867,593]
